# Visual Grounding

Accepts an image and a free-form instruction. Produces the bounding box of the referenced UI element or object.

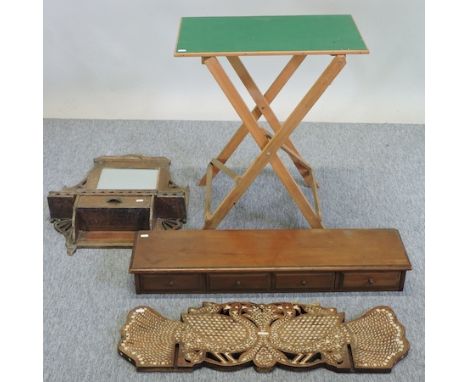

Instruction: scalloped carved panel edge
[118,302,409,373]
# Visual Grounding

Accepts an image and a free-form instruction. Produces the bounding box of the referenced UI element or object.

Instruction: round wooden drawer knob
[367,278,375,285]
[235,280,241,286]
[300,280,307,286]
[168,280,175,286]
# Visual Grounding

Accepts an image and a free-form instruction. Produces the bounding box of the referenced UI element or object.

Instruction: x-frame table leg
[198,55,309,186]
[226,55,323,217]
[202,55,346,229]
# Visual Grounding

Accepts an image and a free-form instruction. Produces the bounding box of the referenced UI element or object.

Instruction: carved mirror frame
[48,155,188,255]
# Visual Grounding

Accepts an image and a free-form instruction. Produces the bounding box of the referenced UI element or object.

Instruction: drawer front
[77,195,152,208]
[137,273,205,293]
[208,273,271,292]
[275,272,335,291]
[341,271,402,290]
[76,208,150,231]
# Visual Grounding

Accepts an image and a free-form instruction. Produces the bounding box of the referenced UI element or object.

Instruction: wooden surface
[131,229,411,272]
[76,231,136,247]
[130,229,411,293]
[75,195,152,209]
[175,15,368,56]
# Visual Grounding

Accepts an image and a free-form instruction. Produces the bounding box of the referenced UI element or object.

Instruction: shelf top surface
[175,15,368,57]
[130,229,411,272]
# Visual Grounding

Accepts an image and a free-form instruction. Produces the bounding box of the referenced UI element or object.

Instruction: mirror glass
[96,168,159,190]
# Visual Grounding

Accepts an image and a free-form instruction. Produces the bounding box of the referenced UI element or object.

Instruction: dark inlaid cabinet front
[130,229,412,294]
[76,195,152,231]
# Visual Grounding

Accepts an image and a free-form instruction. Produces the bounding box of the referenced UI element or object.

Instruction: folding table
[175,15,368,229]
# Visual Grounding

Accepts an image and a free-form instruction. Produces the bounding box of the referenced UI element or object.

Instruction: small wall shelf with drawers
[129,229,411,294]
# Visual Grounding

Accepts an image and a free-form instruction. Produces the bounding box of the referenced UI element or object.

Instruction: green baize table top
[175,15,368,57]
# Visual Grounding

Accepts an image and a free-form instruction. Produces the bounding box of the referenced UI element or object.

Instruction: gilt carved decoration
[118,302,409,373]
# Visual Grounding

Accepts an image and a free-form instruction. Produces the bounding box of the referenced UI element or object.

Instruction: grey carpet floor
[43,119,424,381]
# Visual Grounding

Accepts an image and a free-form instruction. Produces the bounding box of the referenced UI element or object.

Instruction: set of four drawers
[135,270,405,293]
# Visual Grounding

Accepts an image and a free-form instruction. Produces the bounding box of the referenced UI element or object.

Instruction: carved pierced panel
[118,302,409,373]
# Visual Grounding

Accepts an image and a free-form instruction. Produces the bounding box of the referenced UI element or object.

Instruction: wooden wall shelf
[130,229,411,293]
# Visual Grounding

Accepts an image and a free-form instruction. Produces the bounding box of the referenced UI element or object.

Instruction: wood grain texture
[130,229,411,273]
[76,231,136,247]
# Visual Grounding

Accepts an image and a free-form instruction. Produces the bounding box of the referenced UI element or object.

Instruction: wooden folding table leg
[228,55,321,215]
[227,56,314,182]
[198,55,305,186]
[202,55,345,229]
[198,124,248,186]
[204,163,213,221]
[260,127,317,186]
[203,56,322,229]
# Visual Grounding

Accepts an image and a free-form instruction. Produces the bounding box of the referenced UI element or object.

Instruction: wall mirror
[48,155,188,255]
